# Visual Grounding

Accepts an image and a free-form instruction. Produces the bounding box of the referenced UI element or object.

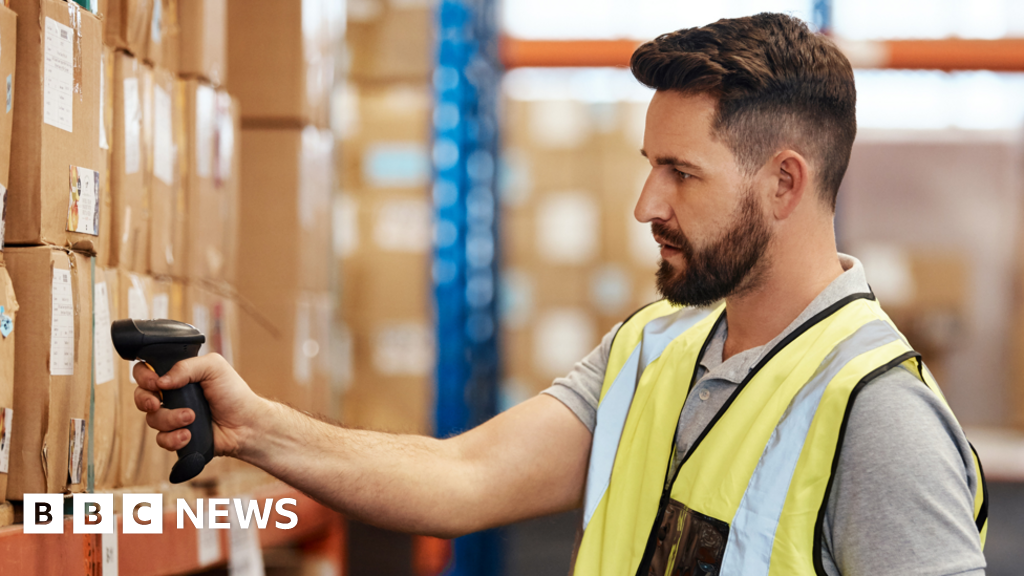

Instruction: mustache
[651,222,692,258]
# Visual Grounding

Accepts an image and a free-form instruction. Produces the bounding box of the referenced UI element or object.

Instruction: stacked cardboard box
[3,0,102,497]
[229,0,339,417]
[0,2,16,513]
[335,84,434,434]
[333,2,436,434]
[499,98,661,402]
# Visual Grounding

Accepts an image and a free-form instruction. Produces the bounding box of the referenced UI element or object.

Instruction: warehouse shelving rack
[432,0,504,574]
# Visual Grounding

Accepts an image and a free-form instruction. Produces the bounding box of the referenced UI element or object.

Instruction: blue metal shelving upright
[432,0,503,574]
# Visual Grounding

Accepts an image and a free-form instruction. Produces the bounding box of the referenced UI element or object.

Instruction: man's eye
[674,169,692,181]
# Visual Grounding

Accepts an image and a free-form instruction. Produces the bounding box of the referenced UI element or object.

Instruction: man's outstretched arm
[133,354,592,538]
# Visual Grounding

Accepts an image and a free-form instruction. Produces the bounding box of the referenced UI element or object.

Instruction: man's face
[637,91,773,308]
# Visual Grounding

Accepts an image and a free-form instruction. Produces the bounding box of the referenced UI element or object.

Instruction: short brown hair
[631,13,856,210]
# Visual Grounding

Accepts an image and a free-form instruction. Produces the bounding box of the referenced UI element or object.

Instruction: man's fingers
[156,354,224,391]
[145,407,195,432]
[133,362,161,392]
[156,429,191,451]
[134,386,162,413]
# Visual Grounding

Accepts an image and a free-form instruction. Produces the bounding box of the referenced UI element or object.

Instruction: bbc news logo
[23,494,299,534]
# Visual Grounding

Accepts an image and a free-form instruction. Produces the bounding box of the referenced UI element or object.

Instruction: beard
[654,188,772,308]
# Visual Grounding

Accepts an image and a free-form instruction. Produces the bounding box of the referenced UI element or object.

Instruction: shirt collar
[698,254,871,383]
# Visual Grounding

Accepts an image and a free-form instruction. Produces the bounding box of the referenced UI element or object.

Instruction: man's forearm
[236,400,479,537]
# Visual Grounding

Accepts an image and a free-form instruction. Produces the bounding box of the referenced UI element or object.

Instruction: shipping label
[94,281,115,385]
[50,268,75,376]
[192,304,209,356]
[127,276,149,384]
[151,293,169,320]
[153,85,174,185]
[99,57,107,150]
[124,77,141,175]
[43,18,74,132]
[68,417,85,485]
[67,166,100,235]
[195,86,216,178]
[0,183,6,251]
[0,407,12,474]
[6,74,12,114]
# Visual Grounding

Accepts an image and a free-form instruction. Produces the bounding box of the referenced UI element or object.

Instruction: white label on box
[123,77,141,175]
[293,298,313,386]
[228,496,266,576]
[43,17,74,132]
[99,56,108,150]
[94,281,116,385]
[192,304,210,356]
[127,276,149,384]
[67,166,100,235]
[0,407,12,474]
[68,417,86,485]
[197,526,222,566]
[373,198,431,253]
[151,0,162,44]
[102,526,119,576]
[333,194,359,258]
[528,100,588,149]
[536,192,599,264]
[533,308,596,377]
[215,93,234,183]
[373,323,434,376]
[151,293,169,320]
[153,85,174,185]
[195,85,216,178]
[50,267,75,376]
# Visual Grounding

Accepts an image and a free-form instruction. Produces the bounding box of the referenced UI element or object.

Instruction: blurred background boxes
[109,50,149,271]
[226,0,337,128]
[177,0,226,86]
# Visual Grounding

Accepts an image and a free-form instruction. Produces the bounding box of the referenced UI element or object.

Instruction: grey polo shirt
[543,255,986,575]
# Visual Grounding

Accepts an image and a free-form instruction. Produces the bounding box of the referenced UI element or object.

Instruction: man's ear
[770,150,810,220]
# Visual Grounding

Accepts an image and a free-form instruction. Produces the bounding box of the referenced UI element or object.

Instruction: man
[135,13,987,575]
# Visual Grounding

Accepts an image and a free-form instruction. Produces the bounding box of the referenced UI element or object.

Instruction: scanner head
[111,318,206,361]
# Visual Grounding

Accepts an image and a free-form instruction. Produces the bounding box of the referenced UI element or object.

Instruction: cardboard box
[104,0,154,56]
[92,266,120,489]
[226,0,336,127]
[145,0,180,71]
[115,270,150,486]
[0,6,16,210]
[177,0,225,87]
[147,67,182,276]
[238,127,332,292]
[346,7,432,83]
[214,90,239,284]
[185,281,239,367]
[0,262,19,501]
[7,0,103,252]
[181,78,226,281]
[4,247,92,496]
[109,51,149,271]
[238,285,328,413]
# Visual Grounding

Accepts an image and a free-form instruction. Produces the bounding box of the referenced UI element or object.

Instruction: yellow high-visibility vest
[574,295,988,576]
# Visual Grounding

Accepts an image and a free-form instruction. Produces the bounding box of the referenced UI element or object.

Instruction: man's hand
[133,354,265,458]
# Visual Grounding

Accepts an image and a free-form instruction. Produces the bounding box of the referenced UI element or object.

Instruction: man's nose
[634,168,673,224]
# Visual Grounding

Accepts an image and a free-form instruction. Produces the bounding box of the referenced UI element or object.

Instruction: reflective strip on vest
[583,308,711,530]
[719,319,900,575]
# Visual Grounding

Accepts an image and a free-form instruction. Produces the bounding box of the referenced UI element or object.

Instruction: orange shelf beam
[500,36,1024,71]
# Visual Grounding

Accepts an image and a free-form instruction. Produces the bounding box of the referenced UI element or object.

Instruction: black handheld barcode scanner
[111,318,213,484]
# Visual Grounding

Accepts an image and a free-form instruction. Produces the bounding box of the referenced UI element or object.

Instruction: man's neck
[721,249,845,362]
